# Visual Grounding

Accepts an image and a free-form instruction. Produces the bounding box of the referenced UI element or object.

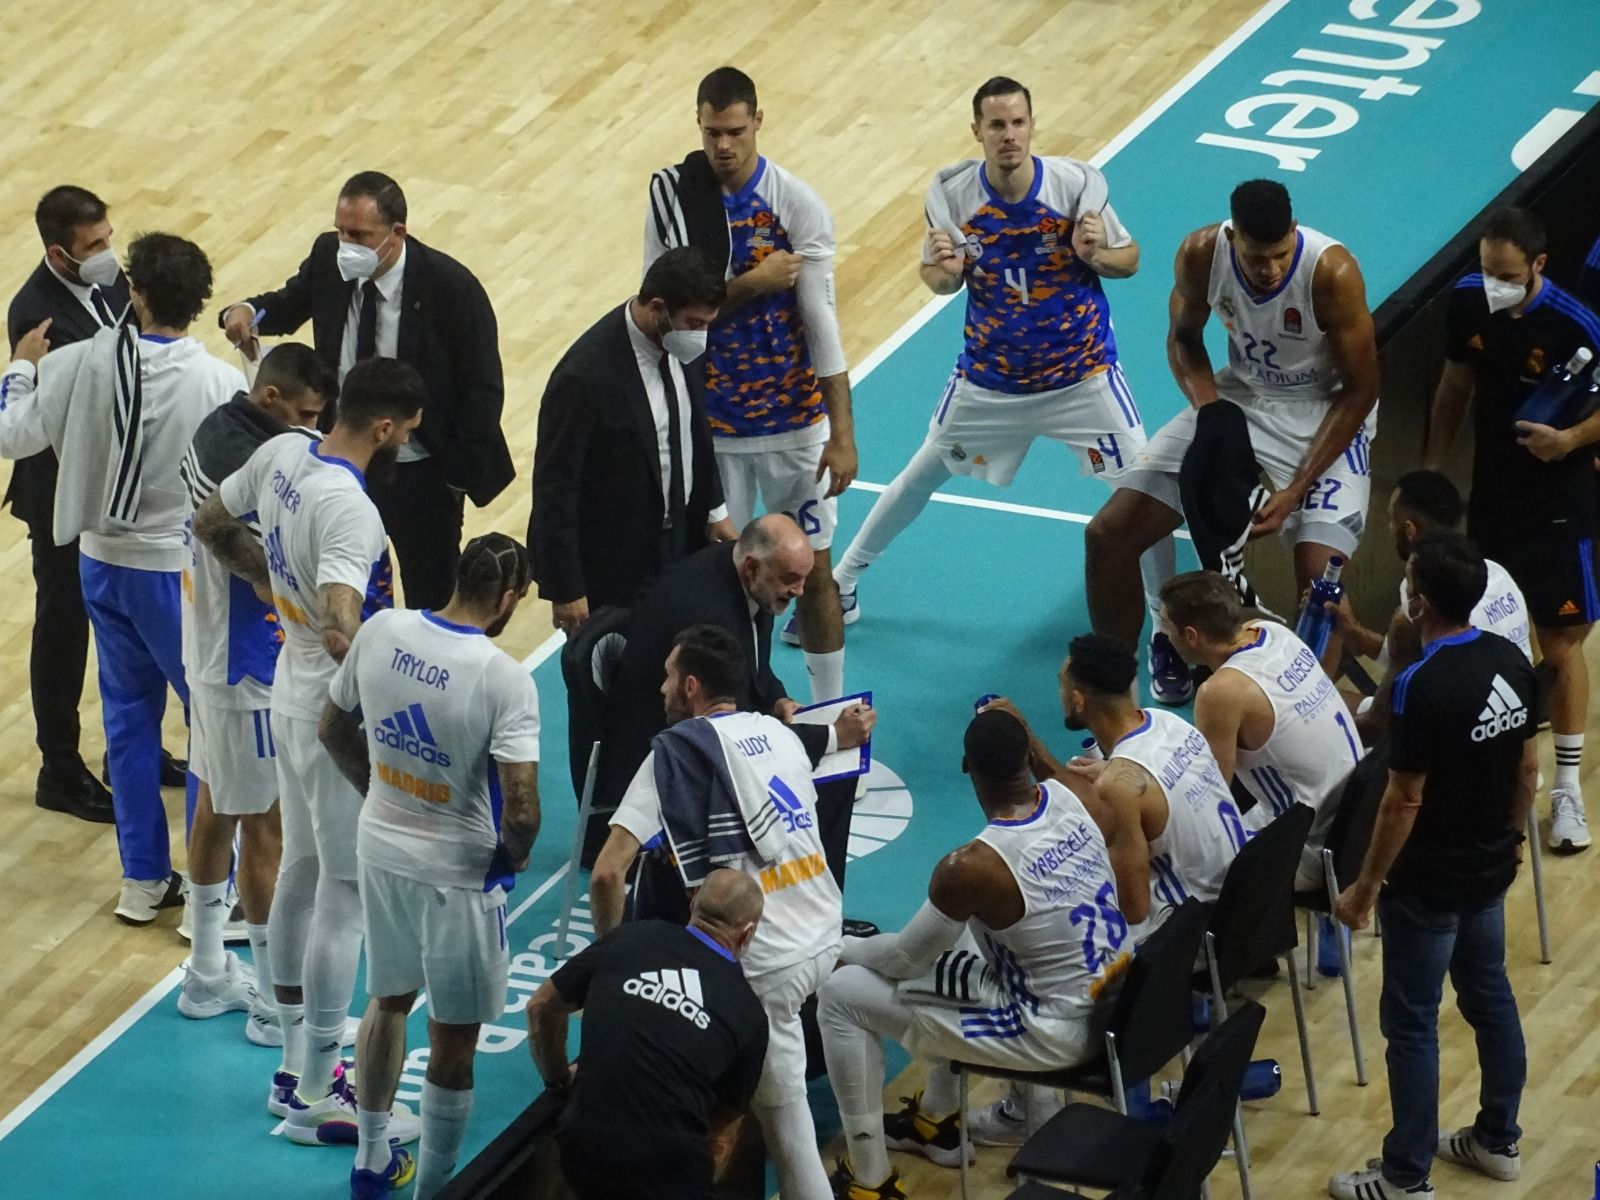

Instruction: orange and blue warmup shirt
[925,156,1132,395]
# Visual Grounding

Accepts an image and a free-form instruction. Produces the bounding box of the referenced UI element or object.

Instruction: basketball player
[194,358,422,1144]
[1422,207,1600,853]
[1157,571,1364,889]
[590,624,868,1200]
[321,533,541,1200]
[177,344,336,1044]
[819,709,1127,1200]
[1326,471,1531,742]
[1086,179,1379,703]
[645,66,857,702]
[829,77,1172,653]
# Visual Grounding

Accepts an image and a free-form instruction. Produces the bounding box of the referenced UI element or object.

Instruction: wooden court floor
[0,1,1596,1195]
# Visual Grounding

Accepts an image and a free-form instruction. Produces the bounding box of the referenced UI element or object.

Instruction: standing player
[829,77,1167,637]
[177,344,336,1043]
[1156,571,1363,888]
[1423,207,1600,853]
[321,533,542,1200]
[645,66,857,702]
[590,625,860,1200]
[1087,179,1379,703]
[819,709,1126,1200]
[194,358,423,1142]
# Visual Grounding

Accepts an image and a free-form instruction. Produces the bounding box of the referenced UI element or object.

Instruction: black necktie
[89,286,115,328]
[660,353,688,549]
[355,281,380,361]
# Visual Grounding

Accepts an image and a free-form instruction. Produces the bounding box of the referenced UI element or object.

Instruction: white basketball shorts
[717,441,837,552]
[923,363,1147,487]
[190,689,277,816]
[360,860,509,1025]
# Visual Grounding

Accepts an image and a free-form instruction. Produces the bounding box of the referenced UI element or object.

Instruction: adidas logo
[375,703,452,766]
[1558,599,1580,617]
[1472,674,1528,742]
[623,968,710,1030]
[768,774,814,834]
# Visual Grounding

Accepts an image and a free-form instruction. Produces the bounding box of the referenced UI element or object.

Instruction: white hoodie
[0,331,243,571]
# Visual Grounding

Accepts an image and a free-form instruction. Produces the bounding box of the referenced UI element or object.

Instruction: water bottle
[1513,346,1592,429]
[1294,556,1345,658]
[974,693,1002,713]
[1239,1059,1283,1101]
[1317,914,1348,978]
[1569,363,1600,427]
[1079,736,1104,761]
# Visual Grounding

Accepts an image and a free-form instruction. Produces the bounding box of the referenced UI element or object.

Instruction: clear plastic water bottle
[1294,556,1345,659]
[1514,346,1592,429]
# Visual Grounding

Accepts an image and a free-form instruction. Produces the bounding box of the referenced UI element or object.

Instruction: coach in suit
[220,171,512,609]
[5,186,128,823]
[530,246,734,634]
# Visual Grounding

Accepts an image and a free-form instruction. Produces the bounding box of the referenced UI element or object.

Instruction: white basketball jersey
[1208,220,1342,409]
[1110,709,1241,910]
[973,780,1127,1018]
[1397,559,1532,662]
[1220,623,1364,860]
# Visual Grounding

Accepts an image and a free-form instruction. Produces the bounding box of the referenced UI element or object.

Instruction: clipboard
[789,690,873,785]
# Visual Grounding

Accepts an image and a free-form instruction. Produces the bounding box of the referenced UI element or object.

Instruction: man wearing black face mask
[1423,206,1600,855]
[529,246,735,634]
[219,171,512,612]
[6,185,134,823]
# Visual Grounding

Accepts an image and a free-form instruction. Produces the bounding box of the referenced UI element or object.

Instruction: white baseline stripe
[848,479,1192,540]
[0,966,184,1142]
[5,0,1282,1145]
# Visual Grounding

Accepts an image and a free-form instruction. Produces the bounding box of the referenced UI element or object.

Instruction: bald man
[584,514,833,865]
[529,870,772,1200]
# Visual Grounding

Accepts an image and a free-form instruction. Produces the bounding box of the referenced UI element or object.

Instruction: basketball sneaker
[177,951,258,1020]
[115,872,186,926]
[1148,632,1194,706]
[883,1091,973,1167]
[1436,1126,1520,1180]
[964,1095,1027,1147]
[828,1157,908,1200]
[351,1143,416,1199]
[246,996,282,1047]
[1328,1159,1435,1199]
[1547,786,1590,852]
[780,586,859,645]
[284,1063,421,1147]
[268,1069,299,1119]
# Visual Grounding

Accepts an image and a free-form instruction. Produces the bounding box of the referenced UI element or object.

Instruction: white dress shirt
[45,259,118,327]
[339,244,427,462]
[624,302,726,524]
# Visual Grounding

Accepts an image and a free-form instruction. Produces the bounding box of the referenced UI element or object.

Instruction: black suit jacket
[234,232,513,506]
[593,541,825,815]
[5,262,131,524]
[529,304,724,608]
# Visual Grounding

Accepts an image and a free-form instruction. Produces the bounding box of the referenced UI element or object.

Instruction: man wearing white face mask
[1425,206,1600,855]
[219,171,513,612]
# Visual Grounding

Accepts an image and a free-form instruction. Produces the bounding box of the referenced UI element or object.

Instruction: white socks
[834,441,951,594]
[754,1097,834,1200]
[188,880,229,978]
[356,1107,393,1173]
[298,875,364,1099]
[246,923,274,1016]
[277,1002,306,1078]
[415,1082,473,1200]
[1554,733,1583,792]
[1139,535,1178,628]
[805,649,846,703]
[819,964,917,1189]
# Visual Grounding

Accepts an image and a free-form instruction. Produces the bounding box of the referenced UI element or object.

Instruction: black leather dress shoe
[37,763,116,824]
[101,749,190,788]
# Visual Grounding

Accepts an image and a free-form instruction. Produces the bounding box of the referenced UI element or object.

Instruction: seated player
[590,624,872,1200]
[819,709,1128,1200]
[1157,571,1364,889]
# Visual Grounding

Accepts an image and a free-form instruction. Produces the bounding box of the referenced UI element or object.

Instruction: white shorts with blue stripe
[924,363,1147,487]
[189,684,278,816]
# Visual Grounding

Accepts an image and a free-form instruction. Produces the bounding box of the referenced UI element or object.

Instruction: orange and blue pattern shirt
[928,156,1131,395]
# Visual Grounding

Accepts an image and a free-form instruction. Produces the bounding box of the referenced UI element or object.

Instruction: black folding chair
[1003,1075,1238,1200]
[1005,999,1265,1200]
[554,605,630,951]
[951,899,1210,1200]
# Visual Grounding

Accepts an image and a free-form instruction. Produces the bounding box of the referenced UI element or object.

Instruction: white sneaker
[1436,1126,1520,1181]
[1547,786,1591,852]
[114,873,186,925]
[965,1096,1028,1147]
[283,1065,420,1146]
[1328,1159,1435,1199]
[246,997,283,1047]
[177,890,251,944]
[177,952,258,1020]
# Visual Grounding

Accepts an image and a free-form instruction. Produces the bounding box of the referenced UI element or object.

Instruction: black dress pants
[370,457,465,611]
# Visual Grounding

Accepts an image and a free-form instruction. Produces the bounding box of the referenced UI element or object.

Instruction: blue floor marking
[3,3,1596,1195]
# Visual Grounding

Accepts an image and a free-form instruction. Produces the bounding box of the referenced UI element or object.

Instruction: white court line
[847,479,1194,539]
[1,0,1286,1145]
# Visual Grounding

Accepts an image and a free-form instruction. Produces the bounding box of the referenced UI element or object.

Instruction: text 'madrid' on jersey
[929,156,1130,395]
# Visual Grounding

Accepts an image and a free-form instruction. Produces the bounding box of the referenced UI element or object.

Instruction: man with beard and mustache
[194,356,423,1150]
[320,532,542,1200]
